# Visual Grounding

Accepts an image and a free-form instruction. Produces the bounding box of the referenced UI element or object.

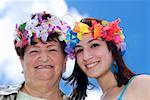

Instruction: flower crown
[15,12,71,49]
[65,18,126,59]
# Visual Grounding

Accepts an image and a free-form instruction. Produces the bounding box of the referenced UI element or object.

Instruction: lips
[35,65,54,69]
[85,61,99,68]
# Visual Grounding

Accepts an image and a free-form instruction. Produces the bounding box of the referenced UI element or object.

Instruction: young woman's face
[75,33,113,78]
[21,39,66,85]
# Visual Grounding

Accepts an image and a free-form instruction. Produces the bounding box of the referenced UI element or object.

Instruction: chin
[36,74,54,80]
[87,72,102,78]
[85,68,102,77]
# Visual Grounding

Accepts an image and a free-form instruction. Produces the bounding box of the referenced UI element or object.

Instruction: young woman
[65,18,150,100]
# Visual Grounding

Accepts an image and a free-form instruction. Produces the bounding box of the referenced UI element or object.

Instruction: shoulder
[0,84,22,95]
[128,74,150,98]
[132,74,150,85]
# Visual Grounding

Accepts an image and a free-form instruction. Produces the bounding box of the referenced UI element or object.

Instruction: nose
[38,52,49,62]
[83,48,93,61]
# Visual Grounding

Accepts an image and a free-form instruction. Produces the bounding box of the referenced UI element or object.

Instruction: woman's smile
[85,61,100,68]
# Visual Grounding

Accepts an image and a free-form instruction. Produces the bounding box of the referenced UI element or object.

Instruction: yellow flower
[74,22,90,40]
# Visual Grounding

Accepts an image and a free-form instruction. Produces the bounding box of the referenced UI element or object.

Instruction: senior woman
[0,12,71,100]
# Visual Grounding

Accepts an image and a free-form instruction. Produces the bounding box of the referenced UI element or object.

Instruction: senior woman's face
[21,39,66,84]
[75,33,113,78]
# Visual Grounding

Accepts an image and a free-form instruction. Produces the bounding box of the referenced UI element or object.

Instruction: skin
[75,33,113,78]
[75,33,150,100]
[20,40,67,100]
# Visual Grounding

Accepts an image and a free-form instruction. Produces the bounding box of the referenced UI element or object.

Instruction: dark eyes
[75,43,100,54]
[91,43,100,48]
[75,49,83,54]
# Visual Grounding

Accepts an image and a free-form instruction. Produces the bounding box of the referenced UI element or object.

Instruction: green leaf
[19,23,26,32]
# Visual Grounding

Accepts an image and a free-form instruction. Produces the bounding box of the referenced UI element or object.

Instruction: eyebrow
[88,39,98,43]
[48,40,61,47]
[46,44,58,48]
[75,38,101,48]
[29,45,40,48]
[75,39,95,48]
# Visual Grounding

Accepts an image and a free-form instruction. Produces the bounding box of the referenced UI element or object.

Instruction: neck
[21,81,62,100]
[97,70,118,93]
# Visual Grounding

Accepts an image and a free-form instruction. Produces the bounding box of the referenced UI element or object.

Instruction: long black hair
[65,18,135,100]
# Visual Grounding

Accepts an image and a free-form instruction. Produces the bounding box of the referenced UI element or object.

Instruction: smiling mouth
[85,61,99,68]
[35,65,54,69]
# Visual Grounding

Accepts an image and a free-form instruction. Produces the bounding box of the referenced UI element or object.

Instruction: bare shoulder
[128,74,150,98]
[132,74,150,85]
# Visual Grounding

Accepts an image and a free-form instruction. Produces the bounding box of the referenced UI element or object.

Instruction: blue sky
[0,0,149,99]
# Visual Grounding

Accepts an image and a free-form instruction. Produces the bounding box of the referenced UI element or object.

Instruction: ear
[20,58,24,68]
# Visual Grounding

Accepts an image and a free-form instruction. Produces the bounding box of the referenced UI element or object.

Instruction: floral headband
[65,18,126,59]
[15,12,71,49]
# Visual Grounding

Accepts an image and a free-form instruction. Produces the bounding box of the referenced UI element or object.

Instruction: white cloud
[0,1,5,10]
[31,2,50,13]
[31,0,68,18]
[0,17,14,60]
[0,15,24,85]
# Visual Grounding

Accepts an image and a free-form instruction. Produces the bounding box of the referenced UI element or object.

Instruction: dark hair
[14,32,67,59]
[65,18,135,100]
[14,13,67,59]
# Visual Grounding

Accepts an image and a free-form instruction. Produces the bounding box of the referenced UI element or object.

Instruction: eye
[29,50,38,54]
[49,49,57,52]
[75,48,83,54]
[91,43,100,48]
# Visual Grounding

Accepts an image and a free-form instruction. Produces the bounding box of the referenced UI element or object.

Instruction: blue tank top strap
[117,76,137,100]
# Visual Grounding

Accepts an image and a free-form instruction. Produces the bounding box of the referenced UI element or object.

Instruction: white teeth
[86,62,99,68]
[36,65,53,69]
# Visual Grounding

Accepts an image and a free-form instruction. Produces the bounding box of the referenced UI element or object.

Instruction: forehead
[27,40,60,49]
[77,33,103,46]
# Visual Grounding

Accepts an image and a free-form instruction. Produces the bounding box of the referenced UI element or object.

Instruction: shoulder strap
[117,76,136,100]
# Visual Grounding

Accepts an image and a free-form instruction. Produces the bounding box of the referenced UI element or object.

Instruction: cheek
[102,52,113,68]
[76,52,83,60]
[94,47,113,64]
[22,55,37,69]
[76,54,83,65]
[22,60,32,71]
[76,58,86,72]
